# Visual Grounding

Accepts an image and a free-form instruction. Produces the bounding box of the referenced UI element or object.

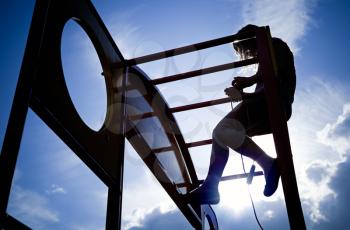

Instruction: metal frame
[0,0,127,228]
[0,0,305,228]
[124,26,306,229]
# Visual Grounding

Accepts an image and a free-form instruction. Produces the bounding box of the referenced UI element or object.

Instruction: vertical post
[0,0,49,225]
[106,186,123,229]
[105,130,125,230]
[255,27,306,229]
[105,67,128,229]
[0,62,32,227]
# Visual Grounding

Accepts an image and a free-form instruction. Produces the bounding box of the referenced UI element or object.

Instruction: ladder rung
[176,171,264,188]
[124,31,256,66]
[152,139,213,154]
[150,58,258,85]
[127,98,232,121]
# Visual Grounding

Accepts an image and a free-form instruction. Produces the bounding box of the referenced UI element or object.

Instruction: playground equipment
[0,0,306,229]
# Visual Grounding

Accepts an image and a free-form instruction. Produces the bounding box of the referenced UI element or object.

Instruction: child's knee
[213,118,246,149]
[212,125,221,140]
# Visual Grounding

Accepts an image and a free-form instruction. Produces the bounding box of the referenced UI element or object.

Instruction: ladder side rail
[255,26,306,229]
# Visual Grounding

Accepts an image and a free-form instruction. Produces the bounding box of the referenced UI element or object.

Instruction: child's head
[233,24,259,59]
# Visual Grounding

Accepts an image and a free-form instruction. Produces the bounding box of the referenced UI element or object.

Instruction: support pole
[105,67,128,230]
[0,0,49,226]
[256,27,306,229]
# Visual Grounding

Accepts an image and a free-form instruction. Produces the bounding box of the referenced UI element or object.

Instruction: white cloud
[126,198,290,229]
[71,224,104,230]
[301,101,350,223]
[46,184,67,195]
[301,161,336,222]
[121,178,178,229]
[8,185,59,229]
[317,103,350,156]
[288,78,346,166]
[313,157,350,229]
[240,0,316,53]
[123,203,178,230]
[286,79,350,224]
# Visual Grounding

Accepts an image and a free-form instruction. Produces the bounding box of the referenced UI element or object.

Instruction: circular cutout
[61,20,107,131]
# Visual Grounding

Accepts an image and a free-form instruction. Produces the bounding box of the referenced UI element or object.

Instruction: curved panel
[125,66,211,229]
[126,66,199,191]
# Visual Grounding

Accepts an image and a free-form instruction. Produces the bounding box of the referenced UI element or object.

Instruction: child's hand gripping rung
[224,86,242,102]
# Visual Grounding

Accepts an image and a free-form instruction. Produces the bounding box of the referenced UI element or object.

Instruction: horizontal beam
[125,31,256,66]
[186,139,213,148]
[128,97,232,121]
[152,139,213,154]
[171,97,232,113]
[151,58,258,85]
[205,171,264,183]
[176,171,264,188]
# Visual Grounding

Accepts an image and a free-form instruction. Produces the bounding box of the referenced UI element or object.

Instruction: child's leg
[200,109,247,189]
[201,138,229,189]
[234,137,274,178]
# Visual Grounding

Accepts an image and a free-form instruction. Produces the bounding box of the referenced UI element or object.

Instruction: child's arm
[225,87,242,102]
[225,86,264,101]
[241,87,265,100]
[231,73,260,90]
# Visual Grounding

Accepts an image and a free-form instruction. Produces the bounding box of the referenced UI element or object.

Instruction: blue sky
[1,0,350,229]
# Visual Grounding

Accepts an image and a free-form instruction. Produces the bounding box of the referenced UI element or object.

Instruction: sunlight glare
[219,181,251,214]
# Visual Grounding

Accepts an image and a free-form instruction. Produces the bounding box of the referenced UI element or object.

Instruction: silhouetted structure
[186,24,296,205]
[0,0,305,229]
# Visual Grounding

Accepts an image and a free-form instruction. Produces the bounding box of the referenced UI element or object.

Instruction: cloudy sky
[1,0,350,229]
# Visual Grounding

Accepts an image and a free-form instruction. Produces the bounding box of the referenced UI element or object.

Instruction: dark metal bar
[186,139,213,148]
[106,188,120,230]
[152,139,213,154]
[176,172,264,188]
[2,213,31,230]
[151,58,258,85]
[152,146,173,154]
[256,27,306,229]
[170,97,232,113]
[199,171,264,184]
[105,68,128,230]
[128,97,232,121]
[125,31,256,66]
[0,0,49,222]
